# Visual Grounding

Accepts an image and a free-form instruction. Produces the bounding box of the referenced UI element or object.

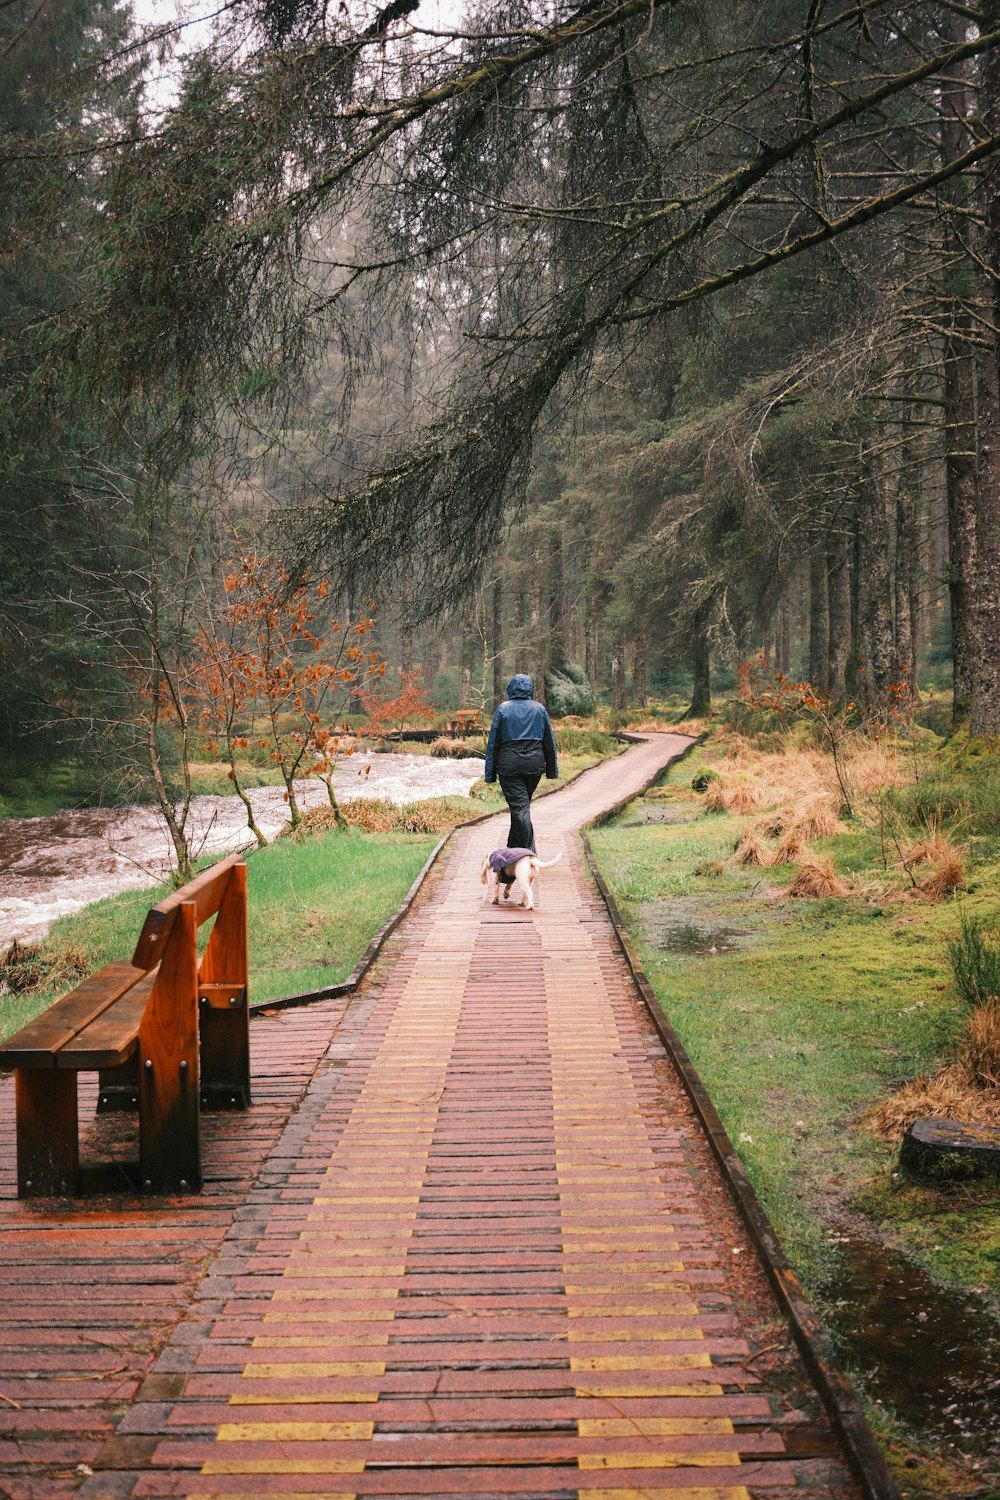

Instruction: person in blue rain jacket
[483,674,558,853]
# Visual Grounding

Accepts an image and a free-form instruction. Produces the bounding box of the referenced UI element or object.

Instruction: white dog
[480,848,562,910]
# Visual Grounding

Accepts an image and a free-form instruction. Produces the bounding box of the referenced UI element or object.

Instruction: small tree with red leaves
[359,668,437,740]
[192,556,382,838]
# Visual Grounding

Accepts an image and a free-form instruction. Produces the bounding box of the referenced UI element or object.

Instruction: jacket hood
[507,674,534,700]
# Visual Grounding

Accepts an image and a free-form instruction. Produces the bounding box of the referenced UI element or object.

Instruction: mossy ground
[588,735,1000,1498]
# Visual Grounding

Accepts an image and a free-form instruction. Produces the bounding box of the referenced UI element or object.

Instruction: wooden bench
[0,851,250,1198]
[450,709,481,731]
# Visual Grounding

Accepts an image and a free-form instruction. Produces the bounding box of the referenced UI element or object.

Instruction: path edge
[251,753,610,1014]
[580,736,902,1500]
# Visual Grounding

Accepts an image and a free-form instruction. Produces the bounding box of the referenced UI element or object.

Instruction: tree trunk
[940,5,979,727]
[856,452,896,720]
[491,577,504,707]
[632,628,648,708]
[944,321,978,727]
[808,549,829,694]
[610,635,627,711]
[972,6,1000,737]
[776,594,791,677]
[460,609,476,707]
[972,352,1000,736]
[688,603,711,715]
[827,530,852,707]
[547,529,565,671]
[895,492,917,700]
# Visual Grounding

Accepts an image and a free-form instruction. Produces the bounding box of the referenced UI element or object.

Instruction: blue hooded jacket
[484,674,558,783]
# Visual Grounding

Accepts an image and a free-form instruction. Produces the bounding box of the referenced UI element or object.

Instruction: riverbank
[587,730,1000,1499]
[0,739,620,1041]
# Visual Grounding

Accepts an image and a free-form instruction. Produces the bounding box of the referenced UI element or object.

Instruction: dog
[480,847,562,910]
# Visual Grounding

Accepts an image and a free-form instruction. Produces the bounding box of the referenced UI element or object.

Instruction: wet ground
[821,1232,1000,1465]
[0,753,484,946]
[645,914,755,955]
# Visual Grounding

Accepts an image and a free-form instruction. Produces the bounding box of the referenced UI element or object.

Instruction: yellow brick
[241,1363,385,1379]
[579,1419,735,1437]
[217,1421,373,1442]
[201,1458,364,1474]
[571,1354,713,1371]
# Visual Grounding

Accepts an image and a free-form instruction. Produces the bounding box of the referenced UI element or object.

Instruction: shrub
[691,768,720,792]
[946,909,1000,1008]
[430,736,481,758]
[545,662,596,717]
[554,725,619,756]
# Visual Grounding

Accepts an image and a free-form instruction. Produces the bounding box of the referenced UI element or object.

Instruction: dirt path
[0,735,867,1499]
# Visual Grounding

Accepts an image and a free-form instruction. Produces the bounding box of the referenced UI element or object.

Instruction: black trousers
[498,771,543,852]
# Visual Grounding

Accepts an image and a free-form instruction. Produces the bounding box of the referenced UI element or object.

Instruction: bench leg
[200,993,251,1110]
[15,1070,79,1197]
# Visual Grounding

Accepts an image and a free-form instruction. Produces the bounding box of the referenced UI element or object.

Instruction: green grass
[0,826,437,1041]
[587,748,996,1295]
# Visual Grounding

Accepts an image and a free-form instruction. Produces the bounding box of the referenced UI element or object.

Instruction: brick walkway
[0,736,863,1500]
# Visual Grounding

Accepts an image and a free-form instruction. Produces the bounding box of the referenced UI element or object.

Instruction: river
[0,753,484,947]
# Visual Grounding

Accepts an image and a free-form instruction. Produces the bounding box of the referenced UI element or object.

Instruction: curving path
[0,735,865,1499]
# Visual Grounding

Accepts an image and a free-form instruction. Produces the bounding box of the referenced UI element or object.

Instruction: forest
[4,0,1000,784]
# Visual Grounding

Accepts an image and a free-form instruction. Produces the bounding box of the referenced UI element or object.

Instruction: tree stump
[900,1117,1000,1182]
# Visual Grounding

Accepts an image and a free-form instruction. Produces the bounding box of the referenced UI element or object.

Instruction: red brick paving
[0,737,864,1500]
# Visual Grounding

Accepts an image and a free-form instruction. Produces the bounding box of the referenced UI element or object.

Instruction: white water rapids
[0,753,484,948]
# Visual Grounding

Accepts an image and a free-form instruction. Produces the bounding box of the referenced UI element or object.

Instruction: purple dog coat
[488,847,536,884]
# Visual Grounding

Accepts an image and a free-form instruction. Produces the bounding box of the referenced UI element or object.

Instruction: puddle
[0,754,484,947]
[821,1232,1000,1458]
[644,916,752,956]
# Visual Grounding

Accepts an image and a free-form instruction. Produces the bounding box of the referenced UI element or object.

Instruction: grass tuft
[731,823,773,867]
[788,851,852,899]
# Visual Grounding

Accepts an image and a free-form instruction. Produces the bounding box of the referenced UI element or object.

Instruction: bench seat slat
[58,973,157,1069]
[0,962,146,1070]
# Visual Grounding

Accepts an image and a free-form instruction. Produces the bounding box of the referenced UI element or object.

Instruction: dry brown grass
[902,831,950,866]
[694,859,726,877]
[731,824,774,867]
[302,797,460,836]
[756,809,787,837]
[863,1060,1000,1139]
[787,852,852,899]
[0,938,88,997]
[429,736,474,759]
[966,998,1000,1089]
[704,779,727,813]
[774,824,806,864]
[793,793,845,840]
[724,779,762,815]
[913,848,966,902]
[721,733,756,767]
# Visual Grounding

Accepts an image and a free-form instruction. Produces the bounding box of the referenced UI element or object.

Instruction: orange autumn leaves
[191,555,382,834]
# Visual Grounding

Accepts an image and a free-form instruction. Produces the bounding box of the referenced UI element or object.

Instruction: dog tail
[534,851,563,869]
